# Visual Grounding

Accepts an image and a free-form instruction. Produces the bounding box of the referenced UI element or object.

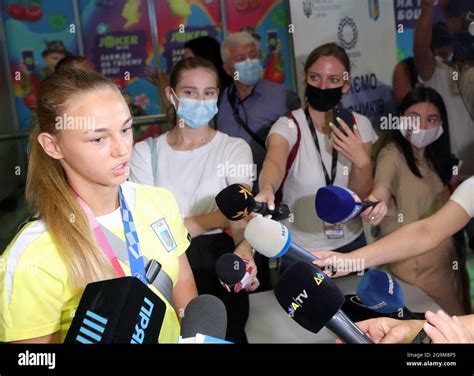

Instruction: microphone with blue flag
[315,186,379,224]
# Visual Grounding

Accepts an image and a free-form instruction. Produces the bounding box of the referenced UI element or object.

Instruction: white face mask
[399,125,444,149]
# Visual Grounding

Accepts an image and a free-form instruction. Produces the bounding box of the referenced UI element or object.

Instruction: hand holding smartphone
[332,108,355,136]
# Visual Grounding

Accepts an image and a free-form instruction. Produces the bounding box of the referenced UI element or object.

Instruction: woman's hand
[311,250,353,278]
[233,251,260,292]
[361,195,388,226]
[424,310,474,343]
[339,317,424,344]
[330,118,370,169]
[254,186,276,212]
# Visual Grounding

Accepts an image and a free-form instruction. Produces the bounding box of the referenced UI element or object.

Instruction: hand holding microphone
[215,184,290,221]
[274,261,373,343]
[315,186,382,224]
[345,317,425,344]
[215,253,259,293]
[349,269,422,320]
[360,194,388,226]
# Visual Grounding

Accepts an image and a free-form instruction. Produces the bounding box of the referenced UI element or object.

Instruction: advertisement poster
[2,0,78,129]
[289,0,398,128]
[225,0,295,90]
[394,0,444,62]
[79,0,158,117]
[154,0,222,73]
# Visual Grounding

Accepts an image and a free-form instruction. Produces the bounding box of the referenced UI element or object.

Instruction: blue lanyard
[118,187,147,284]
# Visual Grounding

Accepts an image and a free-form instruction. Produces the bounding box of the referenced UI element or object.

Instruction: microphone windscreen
[274,261,345,333]
[65,277,166,344]
[215,184,256,221]
[356,270,405,314]
[180,295,227,339]
[315,186,362,224]
[215,253,246,285]
[244,216,290,258]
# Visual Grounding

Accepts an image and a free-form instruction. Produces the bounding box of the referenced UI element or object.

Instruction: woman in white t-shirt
[256,43,378,271]
[130,57,258,343]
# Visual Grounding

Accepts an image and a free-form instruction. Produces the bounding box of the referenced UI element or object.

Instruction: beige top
[374,144,464,315]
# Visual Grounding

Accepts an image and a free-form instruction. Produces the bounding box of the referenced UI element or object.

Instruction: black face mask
[305,84,344,112]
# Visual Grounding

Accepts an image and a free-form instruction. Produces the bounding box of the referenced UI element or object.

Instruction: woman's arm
[12,332,60,344]
[230,221,260,292]
[360,185,391,226]
[347,140,373,199]
[184,211,229,238]
[393,61,415,105]
[255,133,290,207]
[172,253,198,320]
[314,200,471,274]
[227,184,260,291]
[414,0,437,82]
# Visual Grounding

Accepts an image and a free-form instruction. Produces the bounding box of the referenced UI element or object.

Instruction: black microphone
[274,261,373,344]
[64,277,167,344]
[180,295,228,341]
[244,216,320,266]
[215,253,253,293]
[215,184,291,221]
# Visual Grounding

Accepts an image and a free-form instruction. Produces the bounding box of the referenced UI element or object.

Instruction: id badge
[324,222,344,239]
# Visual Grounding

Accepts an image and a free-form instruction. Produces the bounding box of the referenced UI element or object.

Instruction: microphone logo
[232,207,249,220]
[313,272,325,286]
[75,310,108,344]
[238,184,252,199]
[288,289,308,318]
[232,185,253,219]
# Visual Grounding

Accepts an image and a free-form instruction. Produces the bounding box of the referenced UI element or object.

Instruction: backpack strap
[99,223,174,304]
[146,137,158,186]
[275,112,301,203]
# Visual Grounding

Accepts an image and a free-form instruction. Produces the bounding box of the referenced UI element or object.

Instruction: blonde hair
[27,68,122,288]
[220,32,256,64]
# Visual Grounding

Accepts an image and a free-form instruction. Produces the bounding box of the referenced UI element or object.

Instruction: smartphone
[332,108,354,135]
[21,49,35,72]
[267,30,278,52]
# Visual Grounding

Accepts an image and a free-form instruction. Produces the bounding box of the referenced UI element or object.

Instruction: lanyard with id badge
[305,108,344,239]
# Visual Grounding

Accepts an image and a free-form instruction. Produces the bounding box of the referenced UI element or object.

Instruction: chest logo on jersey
[151,218,177,252]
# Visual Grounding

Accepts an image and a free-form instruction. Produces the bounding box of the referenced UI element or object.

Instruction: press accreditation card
[324,222,344,239]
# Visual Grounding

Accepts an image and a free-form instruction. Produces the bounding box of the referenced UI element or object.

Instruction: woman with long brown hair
[0,68,197,343]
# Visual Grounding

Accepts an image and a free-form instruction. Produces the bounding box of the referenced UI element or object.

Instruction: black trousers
[186,232,249,343]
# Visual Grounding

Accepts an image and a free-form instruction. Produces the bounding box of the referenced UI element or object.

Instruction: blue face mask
[171,90,218,129]
[234,58,262,85]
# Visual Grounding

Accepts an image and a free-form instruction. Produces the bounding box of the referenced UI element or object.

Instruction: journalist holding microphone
[315,176,474,313]
[255,43,378,272]
[358,87,465,315]
[0,68,197,343]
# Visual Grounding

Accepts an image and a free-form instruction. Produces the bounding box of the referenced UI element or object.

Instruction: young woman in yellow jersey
[0,68,197,343]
